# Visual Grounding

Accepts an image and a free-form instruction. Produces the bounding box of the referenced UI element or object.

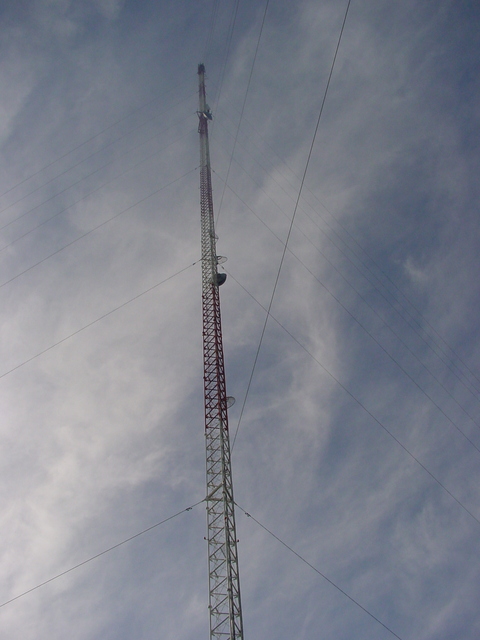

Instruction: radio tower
[197,63,244,640]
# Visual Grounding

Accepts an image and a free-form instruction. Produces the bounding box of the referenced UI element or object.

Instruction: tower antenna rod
[197,63,244,640]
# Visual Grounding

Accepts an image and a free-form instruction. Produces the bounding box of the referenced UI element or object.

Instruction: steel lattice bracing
[197,63,244,640]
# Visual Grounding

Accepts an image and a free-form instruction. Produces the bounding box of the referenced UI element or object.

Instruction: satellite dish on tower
[226,396,236,408]
[216,256,227,265]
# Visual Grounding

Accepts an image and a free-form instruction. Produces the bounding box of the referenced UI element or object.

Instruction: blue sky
[0,1,479,639]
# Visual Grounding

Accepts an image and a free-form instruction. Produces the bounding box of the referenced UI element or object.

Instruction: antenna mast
[197,63,244,640]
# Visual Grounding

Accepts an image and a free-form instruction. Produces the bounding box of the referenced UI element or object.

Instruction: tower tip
[198,63,205,74]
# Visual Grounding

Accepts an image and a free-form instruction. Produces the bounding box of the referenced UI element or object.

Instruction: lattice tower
[197,63,244,640]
